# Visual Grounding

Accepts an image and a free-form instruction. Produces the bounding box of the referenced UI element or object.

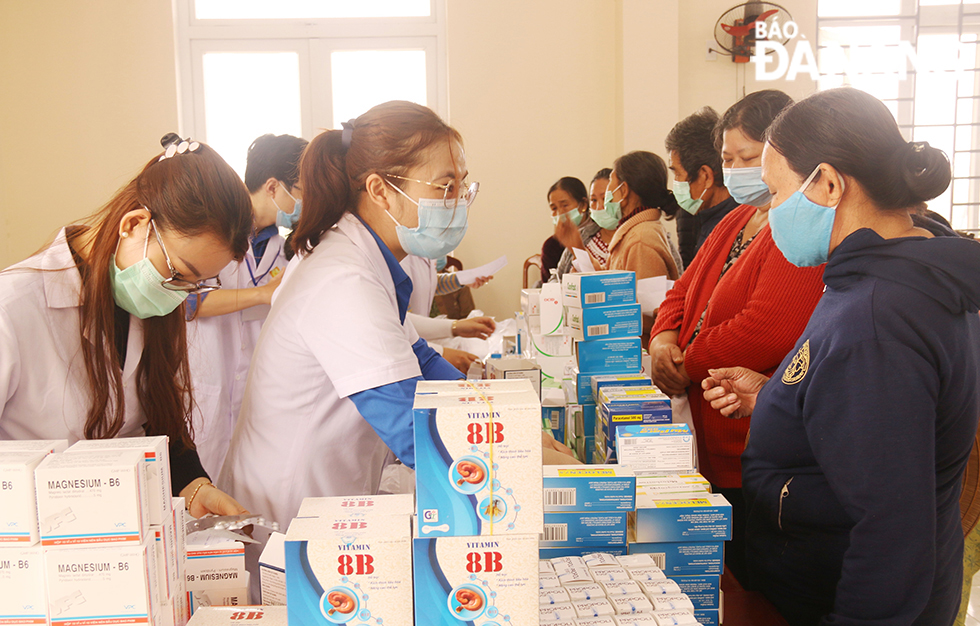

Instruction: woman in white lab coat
[0,135,251,517]
[219,102,475,527]
[186,133,307,478]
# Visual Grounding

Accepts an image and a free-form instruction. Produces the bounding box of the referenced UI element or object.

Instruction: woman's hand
[701,367,770,419]
[649,331,691,396]
[257,272,284,305]
[542,431,581,465]
[452,317,496,339]
[442,347,479,373]
[180,477,249,519]
[554,214,585,250]
[470,275,492,289]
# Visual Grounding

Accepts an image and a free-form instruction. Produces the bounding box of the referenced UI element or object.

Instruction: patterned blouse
[690,225,758,341]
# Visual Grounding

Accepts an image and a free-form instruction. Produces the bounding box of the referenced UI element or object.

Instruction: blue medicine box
[565,303,642,341]
[542,466,636,512]
[561,270,636,309]
[543,405,566,444]
[694,609,721,626]
[590,374,653,403]
[576,337,643,374]
[539,545,627,559]
[541,511,628,547]
[673,575,721,610]
[627,541,725,576]
[576,370,641,404]
[632,492,732,543]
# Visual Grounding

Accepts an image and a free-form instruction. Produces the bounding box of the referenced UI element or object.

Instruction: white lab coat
[401,255,453,354]
[0,228,147,443]
[186,232,287,478]
[218,214,422,527]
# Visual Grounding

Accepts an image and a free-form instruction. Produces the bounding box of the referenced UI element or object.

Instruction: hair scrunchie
[341,119,357,152]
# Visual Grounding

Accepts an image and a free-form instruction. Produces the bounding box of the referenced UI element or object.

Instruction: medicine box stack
[285,514,414,626]
[413,379,543,537]
[0,438,190,626]
[625,475,731,624]
[541,466,636,560]
[519,284,576,386]
[537,552,721,625]
[412,380,542,625]
[595,386,672,464]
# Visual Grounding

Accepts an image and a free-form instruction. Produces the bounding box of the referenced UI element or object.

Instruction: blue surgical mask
[723,166,772,207]
[435,256,448,272]
[273,183,302,230]
[385,183,469,259]
[552,207,583,227]
[110,224,187,319]
[769,164,843,267]
[592,183,624,230]
[673,180,706,215]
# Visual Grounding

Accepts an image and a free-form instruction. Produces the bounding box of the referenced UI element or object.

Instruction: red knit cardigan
[651,204,826,487]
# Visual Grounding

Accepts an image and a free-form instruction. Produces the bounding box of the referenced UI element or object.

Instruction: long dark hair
[293,101,463,256]
[613,151,680,219]
[713,89,794,152]
[767,88,951,211]
[76,141,251,445]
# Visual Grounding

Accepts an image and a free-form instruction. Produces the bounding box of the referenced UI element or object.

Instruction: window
[818,0,980,233]
[174,0,447,178]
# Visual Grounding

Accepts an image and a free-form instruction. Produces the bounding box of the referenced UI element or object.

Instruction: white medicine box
[0,450,47,546]
[0,545,48,625]
[34,450,150,548]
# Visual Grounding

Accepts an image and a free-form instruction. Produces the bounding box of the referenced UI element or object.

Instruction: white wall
[0,0,823,318]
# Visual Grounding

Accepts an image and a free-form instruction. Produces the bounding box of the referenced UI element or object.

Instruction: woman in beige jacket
[591,150,681,281]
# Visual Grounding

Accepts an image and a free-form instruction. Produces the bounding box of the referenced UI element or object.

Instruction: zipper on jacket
[778,477,794,531]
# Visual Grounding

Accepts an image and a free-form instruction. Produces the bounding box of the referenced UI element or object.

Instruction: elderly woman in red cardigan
[649,90,825,584]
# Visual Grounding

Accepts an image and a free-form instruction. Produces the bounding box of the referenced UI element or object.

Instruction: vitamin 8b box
[561,271,636,309]
[35,450,150,548]
[186,607,287,626]
[0,451,46,545]
[296,494,414,519]
[0,545,47,625]
[285,515,412,626]
[413,534,538,626]
[414,382,543,537]
[543,466,636,512]
[67,436,173,526]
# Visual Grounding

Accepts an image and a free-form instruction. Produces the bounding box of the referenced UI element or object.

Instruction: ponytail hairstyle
[293,101,463,256]
[77,136,251,446]
[547,177,589,206]
[767,88,951,211]
[612,151,680,219]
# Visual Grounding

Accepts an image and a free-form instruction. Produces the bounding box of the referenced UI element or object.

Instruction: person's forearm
[196,288,268,317]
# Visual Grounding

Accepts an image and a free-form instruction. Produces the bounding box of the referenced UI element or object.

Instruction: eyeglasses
[383,174,480,209]
[150,219,222,294]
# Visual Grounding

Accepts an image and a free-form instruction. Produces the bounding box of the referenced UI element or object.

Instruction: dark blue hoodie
[741,226,980,626]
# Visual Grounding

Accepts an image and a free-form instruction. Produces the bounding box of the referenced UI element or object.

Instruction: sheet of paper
[637,276,675,314]
[454,255,507,285]
[572,248,592,273]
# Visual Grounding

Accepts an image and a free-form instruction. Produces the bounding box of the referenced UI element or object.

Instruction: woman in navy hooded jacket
[703,87,980,626]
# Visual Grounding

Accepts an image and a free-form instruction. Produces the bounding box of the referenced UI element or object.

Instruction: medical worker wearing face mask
[221,102,578,527]
[649,90,825,584]
[703,88,980,626]
[0,134,252,518]
[184,133,307,478]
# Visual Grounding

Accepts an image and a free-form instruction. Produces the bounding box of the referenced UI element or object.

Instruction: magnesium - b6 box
[44,541,156,626]
[67,436,173,526]
[631,493,732,543]
[0,439,69,454]
[0,451,46,545]
[0,545,47,625]
[35,450,150,548]
[285,515,413,626]
[543,466,636,512]
[565,303,642,341]
[414,381,543,537]
[562,271,636,309]
[413,534,538,626]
